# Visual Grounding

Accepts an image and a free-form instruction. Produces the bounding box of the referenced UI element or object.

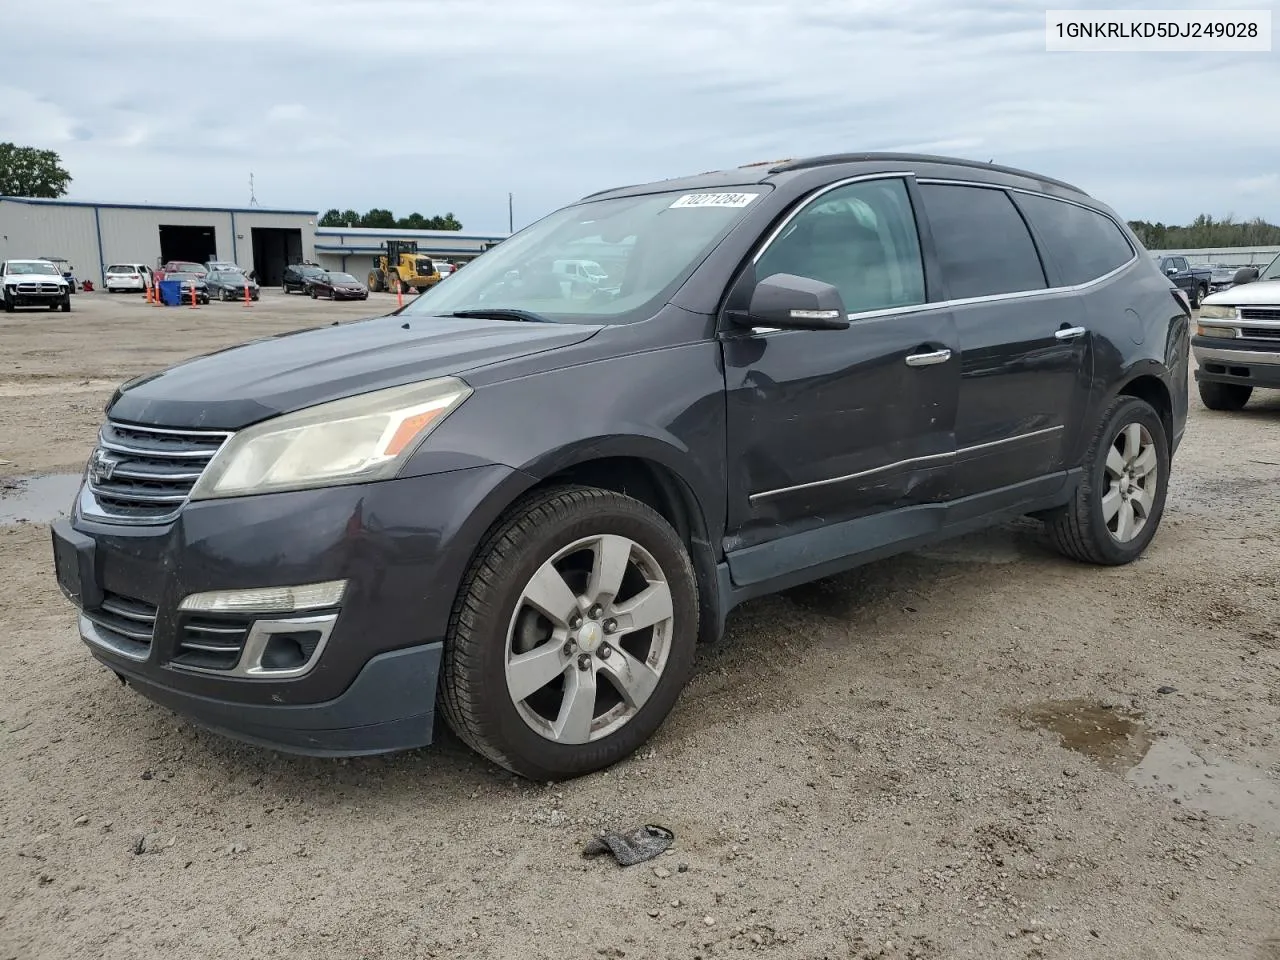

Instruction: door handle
[905,348,952,367]
[1054,325,1087,340]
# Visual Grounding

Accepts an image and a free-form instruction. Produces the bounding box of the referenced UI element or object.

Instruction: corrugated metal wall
[0,200,319,287]
[0,200,101,285]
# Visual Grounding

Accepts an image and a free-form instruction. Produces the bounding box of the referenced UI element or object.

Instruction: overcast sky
[2,0,1276,233]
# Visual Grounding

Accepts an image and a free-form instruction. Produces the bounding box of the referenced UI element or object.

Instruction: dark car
[205,270,260,302]
[1154,256,1213,307]
[282,262,326,294]
[309,271,369,301]
[51,153,1189,781]
[172,273,210,305]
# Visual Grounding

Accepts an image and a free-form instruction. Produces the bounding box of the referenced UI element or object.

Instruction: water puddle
[1016,698,1151,771]
[0,473,81,525]
[1016,698,1280,833]
[1128,739,1280,834]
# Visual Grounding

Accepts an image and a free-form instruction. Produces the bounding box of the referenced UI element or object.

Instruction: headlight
[1196,324,1238,339]
[1198,304,1237,320]
[189,377,472,500]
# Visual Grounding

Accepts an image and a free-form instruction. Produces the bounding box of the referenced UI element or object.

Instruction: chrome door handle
[1054,326,1087,340]
[905,348,952,367]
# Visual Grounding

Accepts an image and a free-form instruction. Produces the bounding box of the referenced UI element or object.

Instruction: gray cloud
[1,0,1276,231]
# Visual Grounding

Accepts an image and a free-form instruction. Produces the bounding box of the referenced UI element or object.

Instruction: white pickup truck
[2,259,72,313]
[1193,254,1280,410]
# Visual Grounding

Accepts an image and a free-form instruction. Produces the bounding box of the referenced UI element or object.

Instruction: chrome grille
[83,421,230,524]
[16,281,60,294]
[84,592,157,658]
[1241,327,1280,341]
[174,616,251,671]
[1238,307,1280,323]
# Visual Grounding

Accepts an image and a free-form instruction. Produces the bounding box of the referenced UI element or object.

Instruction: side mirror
[1233,266,1260,285]
[1165,266,1178,276]
[736,273,850,331]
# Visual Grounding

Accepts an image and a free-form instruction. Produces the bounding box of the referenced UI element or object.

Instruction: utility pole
[508,192,513,233]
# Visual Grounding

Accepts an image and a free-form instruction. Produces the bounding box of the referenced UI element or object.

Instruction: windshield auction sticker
[669,193,760,209]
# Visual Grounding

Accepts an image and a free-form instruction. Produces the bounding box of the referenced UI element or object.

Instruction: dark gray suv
[51,153,1190,779]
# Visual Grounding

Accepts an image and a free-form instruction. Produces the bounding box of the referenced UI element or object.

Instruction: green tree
[398,212,428,229]
[361,208,397,228]
[339,209,361,228]
[0,142,72,198]
[318,208,344,227]
[426,212,462,231]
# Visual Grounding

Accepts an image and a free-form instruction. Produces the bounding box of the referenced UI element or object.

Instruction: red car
[154,260,207,284]
[308,271,369,301]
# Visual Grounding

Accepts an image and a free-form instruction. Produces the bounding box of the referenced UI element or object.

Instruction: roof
[580,152,1088,203]
[0,196,318,216]
[315,226,508,242]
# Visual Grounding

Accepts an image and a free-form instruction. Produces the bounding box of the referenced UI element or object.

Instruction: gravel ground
[2,292,1278,960]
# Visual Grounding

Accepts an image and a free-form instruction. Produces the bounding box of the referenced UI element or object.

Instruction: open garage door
[159,224,217,265]
[251,228,303,287]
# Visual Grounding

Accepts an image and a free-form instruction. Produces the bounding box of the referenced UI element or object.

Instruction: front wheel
[1198,380,1252,411]
[440,486,699,780]
[61,298,72,312]
[1044,396,1169,565]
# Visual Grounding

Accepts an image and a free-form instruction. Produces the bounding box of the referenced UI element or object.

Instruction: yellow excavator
[367,240,441,294]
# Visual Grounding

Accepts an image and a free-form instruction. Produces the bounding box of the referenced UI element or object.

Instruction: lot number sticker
[669,192,760,209]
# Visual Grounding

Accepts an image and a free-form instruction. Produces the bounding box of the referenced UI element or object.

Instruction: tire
[310,287,318,299]
[440,485,699,780]
[1195,284,1208,308]
[1044,396,1169,566]
[1198,380,1252,411]
[61,298,72,312]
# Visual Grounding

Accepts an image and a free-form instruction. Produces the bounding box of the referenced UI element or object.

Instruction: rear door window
[1014,193,1136,286]
[918,184,1046,299]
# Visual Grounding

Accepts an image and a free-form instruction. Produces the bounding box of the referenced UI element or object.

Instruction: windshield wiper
[447,308,553,324]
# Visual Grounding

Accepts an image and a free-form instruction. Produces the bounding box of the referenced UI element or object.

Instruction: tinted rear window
[106,265,135,272]
[919,184,1046,299]
[1014,194,1135,286]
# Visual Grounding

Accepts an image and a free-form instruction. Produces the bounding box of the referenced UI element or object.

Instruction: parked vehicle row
[52,152,1191,781]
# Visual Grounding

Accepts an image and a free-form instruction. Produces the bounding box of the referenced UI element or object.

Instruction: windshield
[298,265,324,276]
[9,262,60,276]
[327,273,358,283]
[210,272,243,281]
[105,264,134,273]
[402,187,766,323]
[1261,254,1280,281]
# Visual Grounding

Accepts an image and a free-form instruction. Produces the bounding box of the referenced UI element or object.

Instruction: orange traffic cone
[243,281,252,308]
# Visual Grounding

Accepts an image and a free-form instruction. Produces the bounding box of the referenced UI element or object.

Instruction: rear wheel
[1044,396,1169,566]
[440,486,699,780]
[1194,284,1208,307]
[1198,380,1252,411]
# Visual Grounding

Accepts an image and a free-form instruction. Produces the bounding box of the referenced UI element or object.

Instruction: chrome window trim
[739,176,1139,339]
[748,425,1064,503]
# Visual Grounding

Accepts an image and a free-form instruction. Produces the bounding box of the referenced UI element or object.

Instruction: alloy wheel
[505,534,675,744]
[1102,422,1158,543]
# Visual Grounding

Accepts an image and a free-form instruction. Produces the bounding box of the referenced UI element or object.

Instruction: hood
[108,313,603,429]
[1202,278,1280,306]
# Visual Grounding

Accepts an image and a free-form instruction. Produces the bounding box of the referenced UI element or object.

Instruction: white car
[104,263,153,293]
[2,259,71,312]
[1192,253,1280,411]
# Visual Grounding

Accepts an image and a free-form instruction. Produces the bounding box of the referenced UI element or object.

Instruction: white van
[552,259,607,285]
[104,263,153,293]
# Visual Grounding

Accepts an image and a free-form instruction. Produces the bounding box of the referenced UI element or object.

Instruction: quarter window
[754,178,926,315]
[919,184,1047,299]
[1015,193,1135,286]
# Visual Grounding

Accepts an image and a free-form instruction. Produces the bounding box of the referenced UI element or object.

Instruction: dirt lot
[2,291,1279,960]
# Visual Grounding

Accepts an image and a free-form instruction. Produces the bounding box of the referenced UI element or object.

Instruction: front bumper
[1193,337,1280,388]
[51,463,522,755]
[5,289,67,306]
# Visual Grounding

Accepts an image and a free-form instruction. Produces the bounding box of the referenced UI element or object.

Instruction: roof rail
[767,153,1087,195]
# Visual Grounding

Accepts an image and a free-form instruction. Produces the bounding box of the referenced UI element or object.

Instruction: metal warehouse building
[314,226,507,278]
[0,197,510,289]
[0,196,319,288]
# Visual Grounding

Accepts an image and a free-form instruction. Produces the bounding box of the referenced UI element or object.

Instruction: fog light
[178,580,347,614]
